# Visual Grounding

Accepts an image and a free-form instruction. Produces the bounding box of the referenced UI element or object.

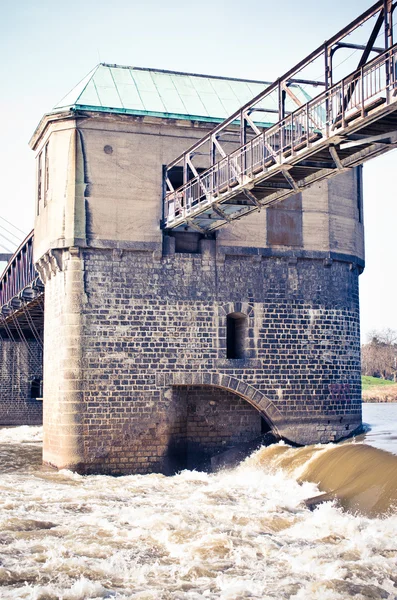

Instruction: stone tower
[31,64,364,474]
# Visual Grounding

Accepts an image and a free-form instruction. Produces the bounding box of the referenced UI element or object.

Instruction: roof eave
[29,109,77,151]
[32,104,274,137]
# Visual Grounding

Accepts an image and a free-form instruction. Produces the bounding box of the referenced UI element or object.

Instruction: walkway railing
[164,43,397,229]
[0,231,42,309]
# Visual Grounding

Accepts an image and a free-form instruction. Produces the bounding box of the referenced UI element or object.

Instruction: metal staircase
[163,0,397,233]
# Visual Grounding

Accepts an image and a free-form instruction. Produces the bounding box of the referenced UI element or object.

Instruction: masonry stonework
[31,89,365,475]
[0,339,43,425]
[36,242,361,474]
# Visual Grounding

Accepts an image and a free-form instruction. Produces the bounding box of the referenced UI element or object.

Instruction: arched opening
[261,416,271,434]
[166,384,274,473]
[30,378,42,399]
[227,312,248,359]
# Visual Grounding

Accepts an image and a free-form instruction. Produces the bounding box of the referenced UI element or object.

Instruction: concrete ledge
[278,417,363,445]
[214,359,262,369]
[43,239,163,254]
[217,246,365,269]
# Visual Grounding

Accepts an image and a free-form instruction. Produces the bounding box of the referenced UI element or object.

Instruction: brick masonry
[30,109,365,475]
[38,242,362,475]
[0,338,43,425]
[172,385,265,471]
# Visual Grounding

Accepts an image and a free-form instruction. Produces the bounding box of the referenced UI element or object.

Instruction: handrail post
[324,43,332,138]
[341,79,346,128]
[361,66,365,117]
[305,103,309,145]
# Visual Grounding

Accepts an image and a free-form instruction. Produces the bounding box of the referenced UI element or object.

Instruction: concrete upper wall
[32,111,365,264]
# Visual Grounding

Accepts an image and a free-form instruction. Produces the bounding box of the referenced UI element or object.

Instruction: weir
[0,1,395,474]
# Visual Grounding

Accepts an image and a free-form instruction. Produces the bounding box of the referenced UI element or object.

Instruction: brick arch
[166,372,283,432]
[219,302,254,317]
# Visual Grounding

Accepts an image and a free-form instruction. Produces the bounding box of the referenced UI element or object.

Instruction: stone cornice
[35,250,63,284]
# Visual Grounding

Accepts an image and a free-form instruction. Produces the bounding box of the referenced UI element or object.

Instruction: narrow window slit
[227,312,248,359]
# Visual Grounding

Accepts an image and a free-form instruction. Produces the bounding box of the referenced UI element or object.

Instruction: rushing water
[0,405,396,600]
[361,403,397,455]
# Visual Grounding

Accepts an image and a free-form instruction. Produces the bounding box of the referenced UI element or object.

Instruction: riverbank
[362,376,397,403]
[362,385,397,402]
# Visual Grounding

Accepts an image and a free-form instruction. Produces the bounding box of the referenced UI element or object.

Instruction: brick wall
[0,338,43,425]
[176,385,264,470]
[39,242,362,474]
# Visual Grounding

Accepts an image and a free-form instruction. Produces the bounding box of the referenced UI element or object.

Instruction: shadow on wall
[164,385,273,473]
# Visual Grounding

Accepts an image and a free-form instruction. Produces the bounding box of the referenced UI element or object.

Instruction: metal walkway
[163,1,397,233]
[0,231,44,341]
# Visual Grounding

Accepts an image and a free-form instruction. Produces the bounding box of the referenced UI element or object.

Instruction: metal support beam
[212,206,232,222]
[185,220,206,234]
[333,42,385,54]
[286,78,326,86]
[341,7,386,112]
[283,83,303,108]
[163,2,397,232]
[384,0,393,48]
[165,2,385,173]
[281,168,299,192]
[340,130,397,148]
[249,108,292,116]
[186,156,199,177]
[255,181,292,189]
[213,136,227,159]
[298,160,336,169]
[165,176,174,193]
[329,145,345,170]
[243,189,261,207]
[244,112,262,136]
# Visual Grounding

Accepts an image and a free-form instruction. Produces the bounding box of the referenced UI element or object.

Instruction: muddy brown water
[0,404,396,599]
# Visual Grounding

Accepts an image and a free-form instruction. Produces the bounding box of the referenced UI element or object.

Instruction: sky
[0,0,396,341]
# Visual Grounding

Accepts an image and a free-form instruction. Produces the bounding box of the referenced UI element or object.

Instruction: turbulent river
[0,404,397,600]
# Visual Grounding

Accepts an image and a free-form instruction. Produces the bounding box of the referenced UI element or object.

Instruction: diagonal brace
[281,168,299,192]
[212,205,232,222]
[243,189,261,208]
[186,219,206,234]
[329,145,345,170]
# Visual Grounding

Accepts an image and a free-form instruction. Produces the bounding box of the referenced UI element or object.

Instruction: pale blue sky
[0,0,396,340]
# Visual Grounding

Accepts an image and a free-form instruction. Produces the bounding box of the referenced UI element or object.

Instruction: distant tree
[361,328,397,381]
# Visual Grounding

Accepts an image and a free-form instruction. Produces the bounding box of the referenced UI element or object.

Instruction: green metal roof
[53,63,310,126]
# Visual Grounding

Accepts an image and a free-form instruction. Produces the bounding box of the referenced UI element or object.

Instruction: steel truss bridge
[163,0,397,233]
[0,231,44,344]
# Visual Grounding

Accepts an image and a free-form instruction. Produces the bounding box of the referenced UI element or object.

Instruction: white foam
[0,426,396,599]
